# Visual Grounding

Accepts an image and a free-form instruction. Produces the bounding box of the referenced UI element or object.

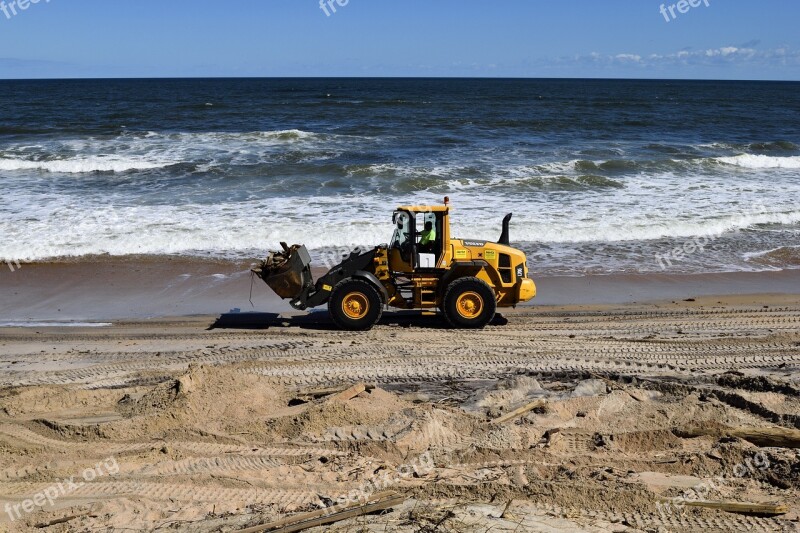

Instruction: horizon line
[0,75,799,82]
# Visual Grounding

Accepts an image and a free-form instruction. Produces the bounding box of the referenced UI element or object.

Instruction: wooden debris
[492,399,547,424]
[499,499,515,519]
[626,390,649,402]
[328,382,372,402]
[675,425,800,449]
[297,385,349,398]
[659,498,788,516]
[238,491,406,533]
[297,383,376,400]
[251,243,308,299]
[35,512,89,528]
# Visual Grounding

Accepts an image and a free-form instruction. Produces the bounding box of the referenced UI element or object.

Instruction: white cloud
[570,45,799,68]
[704,46,752,57]
[615,54,642,63]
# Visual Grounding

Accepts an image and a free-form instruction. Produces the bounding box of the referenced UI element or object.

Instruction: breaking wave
[0,157,171,173]
[716,154,800,169]
[744,246,800,268]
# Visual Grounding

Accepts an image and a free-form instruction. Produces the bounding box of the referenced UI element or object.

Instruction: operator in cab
[419,221,436,253]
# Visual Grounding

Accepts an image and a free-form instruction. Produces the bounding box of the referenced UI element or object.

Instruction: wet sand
[2,257,799,322]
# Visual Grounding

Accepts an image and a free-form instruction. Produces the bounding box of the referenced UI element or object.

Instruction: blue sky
[0,0,798,80]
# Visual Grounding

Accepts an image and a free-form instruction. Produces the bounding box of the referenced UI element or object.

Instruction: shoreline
[1,257,799,322]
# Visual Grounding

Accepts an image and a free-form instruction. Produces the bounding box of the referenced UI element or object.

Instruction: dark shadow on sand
[208,311,508,330]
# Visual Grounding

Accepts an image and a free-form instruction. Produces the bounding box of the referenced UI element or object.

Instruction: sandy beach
[1,264,799,532]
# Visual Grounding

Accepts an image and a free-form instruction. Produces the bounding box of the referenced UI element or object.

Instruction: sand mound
[395,407,481,453]
[465,375,545,413]
[111,365,287,438]
[264,386,416,442]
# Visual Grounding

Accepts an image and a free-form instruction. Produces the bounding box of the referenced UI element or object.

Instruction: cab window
[391,211,411,249]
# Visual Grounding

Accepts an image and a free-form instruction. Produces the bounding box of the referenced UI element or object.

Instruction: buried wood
[238,491,406,533]
[675,425,800,448]
[499,499,515,519]
[492,399,547,424]
[328,382,372,402]
[295,382,375,401]
[35,512,90,528]
[659,498,788,516]
[296,385,349,399]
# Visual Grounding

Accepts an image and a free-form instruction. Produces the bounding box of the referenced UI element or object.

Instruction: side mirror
[392,212,397,224]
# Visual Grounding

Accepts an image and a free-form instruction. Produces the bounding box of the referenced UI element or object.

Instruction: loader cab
[389,205,449,273]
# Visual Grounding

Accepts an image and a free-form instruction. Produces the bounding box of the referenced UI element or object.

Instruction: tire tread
[443,277,496,329]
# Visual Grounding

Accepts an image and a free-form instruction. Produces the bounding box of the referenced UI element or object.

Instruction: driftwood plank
[238,491,405,533]
[328,382,369,402]
[297,383,375,400]
[661,499,788,516]
[675,426,800,448]
[492,399,547,424]
[35,512,89,529]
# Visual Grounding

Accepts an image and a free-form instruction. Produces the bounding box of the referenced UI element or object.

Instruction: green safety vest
[420,228,436,246]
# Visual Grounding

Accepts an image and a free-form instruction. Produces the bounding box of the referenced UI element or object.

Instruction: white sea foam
[2,190,800,262]
[0,157,170,173]
[743,245,800,260]
[2,129,800,268]
[0,129,363,175]
[716,154,800,169]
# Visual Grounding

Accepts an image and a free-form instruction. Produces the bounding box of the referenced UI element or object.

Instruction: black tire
[329,278,384,331]
[442,277,496,329]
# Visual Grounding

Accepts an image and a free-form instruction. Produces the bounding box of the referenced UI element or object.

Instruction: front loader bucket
[252,243,313,300]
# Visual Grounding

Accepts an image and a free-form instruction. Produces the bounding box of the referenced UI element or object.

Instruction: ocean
[1,78,799,275]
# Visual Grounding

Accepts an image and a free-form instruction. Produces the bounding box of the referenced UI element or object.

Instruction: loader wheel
[443,277,496,329]
[329,279,383,331]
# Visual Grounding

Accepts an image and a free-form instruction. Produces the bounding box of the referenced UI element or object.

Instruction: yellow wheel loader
[253,198,536,330]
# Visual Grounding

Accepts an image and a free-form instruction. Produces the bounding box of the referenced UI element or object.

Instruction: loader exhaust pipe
[498,213,512,246]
